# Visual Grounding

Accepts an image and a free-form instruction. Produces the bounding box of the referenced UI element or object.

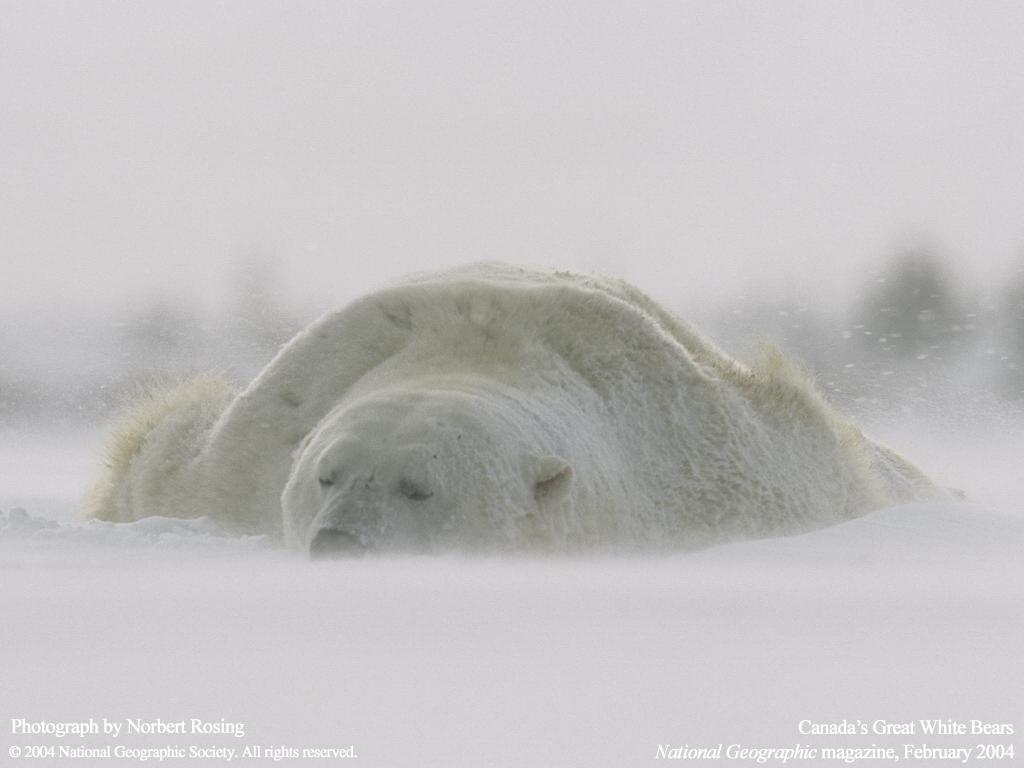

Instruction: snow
[1,426,1022,767]
[1,508,267,551]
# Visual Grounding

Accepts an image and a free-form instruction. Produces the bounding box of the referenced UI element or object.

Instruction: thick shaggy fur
[87,375,237,523]
[87,264,942,551]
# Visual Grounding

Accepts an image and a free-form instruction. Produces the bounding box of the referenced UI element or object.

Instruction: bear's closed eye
[398,478,433,501]
[318,476,335,488]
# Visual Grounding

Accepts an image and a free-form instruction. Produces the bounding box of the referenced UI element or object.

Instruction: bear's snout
[309,527,366,558]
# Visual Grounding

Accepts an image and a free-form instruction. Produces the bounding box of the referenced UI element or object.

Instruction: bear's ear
[533,455,573,503]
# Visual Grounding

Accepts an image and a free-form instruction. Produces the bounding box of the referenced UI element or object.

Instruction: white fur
[88,263,943,552]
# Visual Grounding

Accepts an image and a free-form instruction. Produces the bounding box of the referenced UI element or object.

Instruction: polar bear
[87,263,942,553]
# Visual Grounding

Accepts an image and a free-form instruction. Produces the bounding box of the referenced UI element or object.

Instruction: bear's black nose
[309,527,365,558]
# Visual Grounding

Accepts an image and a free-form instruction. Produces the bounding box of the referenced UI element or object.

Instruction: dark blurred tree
[852,248,969,362]
[992,263,1024,398]
[838,246,975,410]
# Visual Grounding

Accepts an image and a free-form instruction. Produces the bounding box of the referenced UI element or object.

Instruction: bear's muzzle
[309,527,367,558]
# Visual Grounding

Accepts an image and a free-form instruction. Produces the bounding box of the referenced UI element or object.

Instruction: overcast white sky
[2,0,1023,314]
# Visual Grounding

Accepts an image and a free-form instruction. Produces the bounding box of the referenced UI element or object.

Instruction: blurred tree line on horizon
[2,246,1024,428]
[0,258,306,428]
[703,246,1024,419]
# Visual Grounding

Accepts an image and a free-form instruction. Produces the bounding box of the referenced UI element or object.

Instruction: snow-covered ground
[2,423,1021,767]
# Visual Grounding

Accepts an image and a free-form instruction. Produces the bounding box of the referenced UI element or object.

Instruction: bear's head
[281,382,575,555]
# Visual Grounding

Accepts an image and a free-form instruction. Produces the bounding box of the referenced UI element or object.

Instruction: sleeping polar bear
[88,263,942,554]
